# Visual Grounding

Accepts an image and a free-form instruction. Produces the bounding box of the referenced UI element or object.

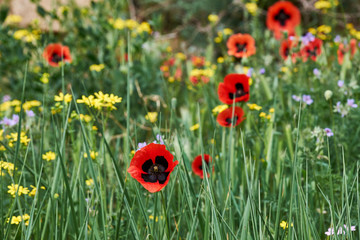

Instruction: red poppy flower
[266,1,301,39]
[127,143,179,193]
[279,39,298,62]
[216,106,245,127]
[338,39,357,65]
[43,43,72,67]
[192,154,212,179]
[227,33,256,58]
[300,38,323,62]
[218,74,250,104]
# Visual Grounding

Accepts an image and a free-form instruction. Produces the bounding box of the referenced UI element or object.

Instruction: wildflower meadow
[1,0,360,239]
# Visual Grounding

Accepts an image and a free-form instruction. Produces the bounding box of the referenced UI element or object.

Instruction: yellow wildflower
[247,103,262,111]
[280,221,293,229]
[84,151,98,160]
[190,123,200,131]
[308,28,317,35]
[8,216,22,225]
[245,3,258,16]
[208,14,219,23]
[79,114,92,123]
[136,22,152,34]
[214,37,222,43]
[217,57,224,63]
[145,112,158,123]
[168,76,175,83]
[223,28,233,35]
[89,64,105,72]
[7,184,30,197]
[40,73,49,84]
[5,15,22,25]
[42,151,56,161]
[269,108,275,113]
[85,178,94,186]
[175,52,186,60]
[314,1,331,10]
[92,125,98,131]
[0,160,15,175]
[112,18,125,30]
[54,92,72,103]
[28,185,37,197]
[54,193,59,199]
[125,19,139,29]
[212,105,228,115]
[259,112,267,118]
[6,132,30,147]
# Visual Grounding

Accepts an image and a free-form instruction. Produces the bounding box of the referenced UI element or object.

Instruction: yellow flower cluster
[214,28,233,43]
[108,18,152,35]
[212,105,228,115]
[28,185,45,197]
[190,68,215,79]
[308,25,332,40]
[77,91,122,111]
[85,178,94,186]
[54,92,72,103]
[79,114,92,123]
[7,214,30,226]
[280,220,293,229]
[314,0,338,12]
[40,73,50,84]
[346,24,360,40]
[7,184,30,197]
[5,15,22,25]
[0,160,15,176]
[13,29,41,43]
[190,123,200,131]
[89,64,105,72]
[6,132,31,147]
[247,103,262,111]
[0,99,41,113]
[208,14,219,23]
[145,112,158,123]
[42,151,56,161]
[259,108,274,120]
[84,151,98,160]
[245,3,258,16]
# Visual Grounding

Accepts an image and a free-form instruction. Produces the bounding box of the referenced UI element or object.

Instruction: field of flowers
[1,0,360,239]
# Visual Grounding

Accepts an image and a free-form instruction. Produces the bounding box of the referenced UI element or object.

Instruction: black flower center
[307,47,318,57]
[236,43,247,53]
[274,9,291,26]
[51,53,63,63]
[284,47,289,57]
[198,160,209,170]
[229,83,248,99]
[141,156,169,184]
[225,116,239,126]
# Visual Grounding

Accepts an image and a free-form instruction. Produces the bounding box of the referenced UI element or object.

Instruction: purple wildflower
[0,114,19,127]
[325,225,356,236]
[334,35,341,43]
[259,68,265,75]
[292,95,301,102]
[154,134,164,145]
[347,99,358,108]
[302,95,313,105]
[137,142,147,151]
[324,128,333,137]
[26,110,35,117]
[301,32,315,46]
[246,68,254,77]
[2,95,11,102]
[313,68,320,76]
[338,80,344,87]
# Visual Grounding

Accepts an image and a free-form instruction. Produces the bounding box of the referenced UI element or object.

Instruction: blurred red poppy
[266,1,301,39]
[192,154,212,179]
[218,74,250,104]
[279,39,298,62]
[227,33,256,58]
[43,43,72,67]
[127,143,179,193]
[300,38,323,62]
[337,39,357,65]
[216,106,245,127]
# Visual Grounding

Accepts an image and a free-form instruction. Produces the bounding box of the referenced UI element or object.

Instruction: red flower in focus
[279,39,298,62]
[266,1,301,39]
[127,143,179,193]
[216,106,245,127]
[192,154,212,179]
[337,39,357,65]
[191,56,205,67]
[300,38,323,62]
[227,33,256,58]
[43,43,72,67]
[218,74,250,104]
